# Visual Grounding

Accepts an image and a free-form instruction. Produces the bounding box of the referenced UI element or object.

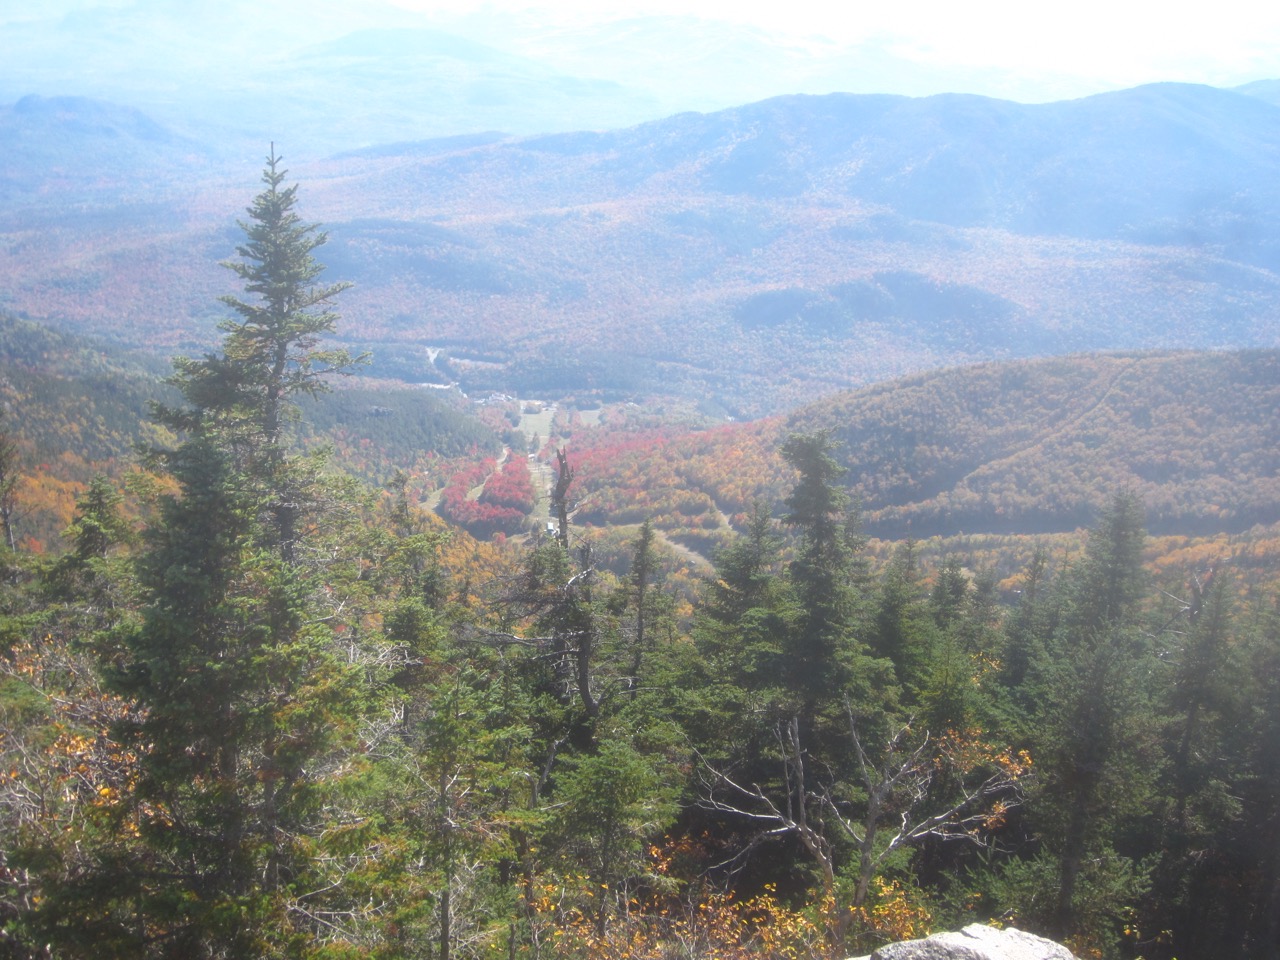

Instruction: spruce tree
[618,520,676,703]
[0,412,20,554]
[697,501,792,694]
[35,153,372,959]
[779,431,861,707]
[1031,493,1160,945]
[157,146,359,563]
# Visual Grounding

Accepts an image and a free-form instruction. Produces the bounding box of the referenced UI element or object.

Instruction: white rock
[854,924,1075,960]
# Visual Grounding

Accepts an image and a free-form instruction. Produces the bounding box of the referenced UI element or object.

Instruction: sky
[5,0,1280,104]
[395,0,1280,102]
[3,0,1279,151]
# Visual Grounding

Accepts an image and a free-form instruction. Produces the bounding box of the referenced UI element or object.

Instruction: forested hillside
[567,350,1280,548]
[0,317,173,546]
[791,350,1280,535]
[0,314,501,549]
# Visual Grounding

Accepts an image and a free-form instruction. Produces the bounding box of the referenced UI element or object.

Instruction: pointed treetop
[159,149,360,448]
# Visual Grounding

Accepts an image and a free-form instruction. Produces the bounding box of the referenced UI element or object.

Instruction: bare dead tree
[698,706,1026,952]
[0,416,20,553]
[551,447,572,551]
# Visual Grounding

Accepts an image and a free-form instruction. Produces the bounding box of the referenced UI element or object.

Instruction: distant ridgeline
[571,350,1280,542]
[7,84,1280,416]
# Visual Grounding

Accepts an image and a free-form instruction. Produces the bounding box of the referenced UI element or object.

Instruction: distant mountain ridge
[0,95,217,206]
[415,82,1280,260]
[0,4,668,153]
[2,83,1280,413]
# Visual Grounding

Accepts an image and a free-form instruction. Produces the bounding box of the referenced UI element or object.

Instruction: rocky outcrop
[850,923,1076,960]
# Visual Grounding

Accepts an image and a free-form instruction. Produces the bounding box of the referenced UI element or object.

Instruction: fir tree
[33,154,374,959]
[1032,493,1161,945]
[157,146,360,564]
[779,432,862,707]
[0,412,20,554]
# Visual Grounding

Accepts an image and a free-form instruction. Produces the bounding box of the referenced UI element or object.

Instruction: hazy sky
[5,0,1279,105]
[3,0,1279,149]
[398,0,1280,101]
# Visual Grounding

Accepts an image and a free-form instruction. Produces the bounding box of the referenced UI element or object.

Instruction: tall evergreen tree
[32,154,374,959]
[997,549,1052,706]
[1240,596,1280,959]
[706,501,785,627]
[695,501,793,698]
[157,146,359,564]
[1141,570,1254,960]
[779,432,863,707]
[626,519,658,696]
[0,412,20,554]
[1030,493,1160,946]
[870,538,935,693]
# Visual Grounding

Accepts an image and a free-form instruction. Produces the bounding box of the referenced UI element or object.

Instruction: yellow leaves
[0,634,140,831]
[932,727,1032,780]
[996,748,1034,779]
[849,878,933,947]
[526,841,827,960]
[982,800,1010,830]
[54,732,96,759]
[90,784,120,807]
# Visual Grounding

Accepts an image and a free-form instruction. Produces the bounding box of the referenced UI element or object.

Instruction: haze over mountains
[1,0,1171,154]
[3,78,1280,414]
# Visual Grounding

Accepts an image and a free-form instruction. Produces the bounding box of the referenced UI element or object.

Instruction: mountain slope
[786,349,1280,535]
[0,315,501,547]
[571,350,1280,540]
[0,95,218,206]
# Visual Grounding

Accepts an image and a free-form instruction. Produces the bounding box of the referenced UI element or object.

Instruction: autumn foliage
[436,454,537,538]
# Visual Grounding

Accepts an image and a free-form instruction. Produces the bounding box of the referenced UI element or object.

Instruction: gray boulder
[850,924,1076,960]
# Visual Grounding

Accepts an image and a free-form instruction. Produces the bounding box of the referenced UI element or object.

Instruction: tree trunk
[1054,778,1093,939]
